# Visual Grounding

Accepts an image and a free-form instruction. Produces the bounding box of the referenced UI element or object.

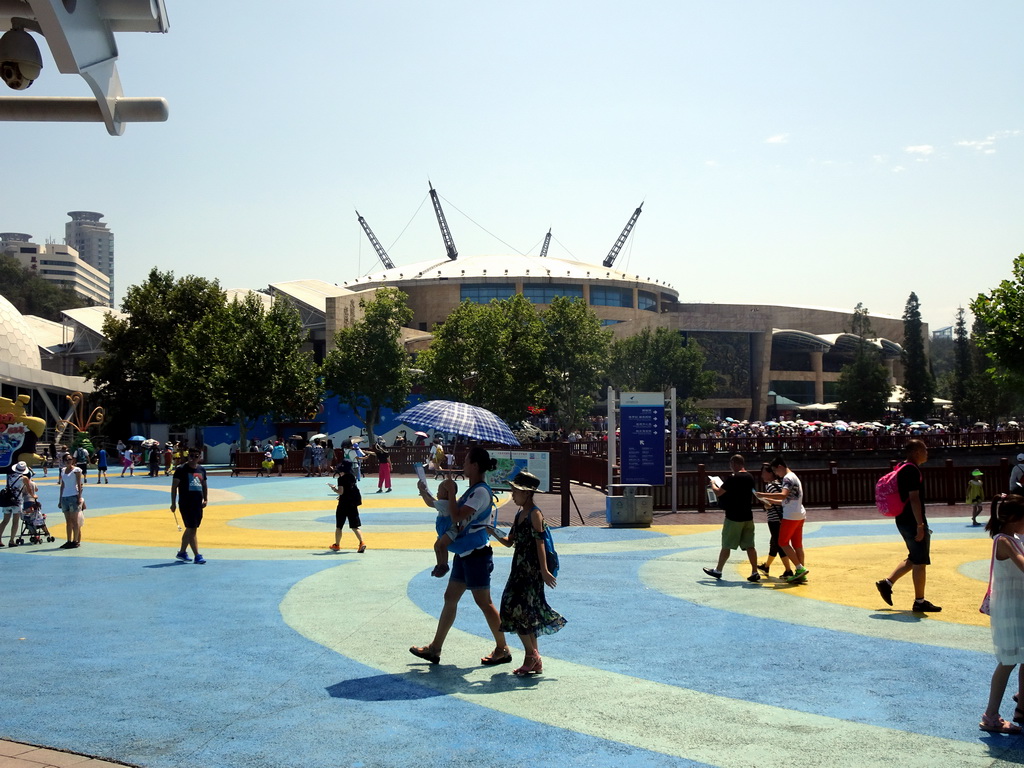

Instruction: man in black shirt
[875,439,939,612]
[703,454,760,582]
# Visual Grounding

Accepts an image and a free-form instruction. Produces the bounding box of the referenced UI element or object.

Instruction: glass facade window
[461,283,515,304]
[522,283,584,304]
[601,319,622,326]
[638,290,657,312]
[590,286,633,308]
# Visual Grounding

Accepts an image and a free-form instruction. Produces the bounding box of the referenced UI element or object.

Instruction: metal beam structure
[355,211,395,270]
[428,181,458,261]
[0,0,169,135]
[603,203,643,268]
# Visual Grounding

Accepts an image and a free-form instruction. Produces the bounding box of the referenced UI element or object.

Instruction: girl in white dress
[981,494,1024,733]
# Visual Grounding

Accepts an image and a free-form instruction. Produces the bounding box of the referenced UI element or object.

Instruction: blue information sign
[620,392,665,486]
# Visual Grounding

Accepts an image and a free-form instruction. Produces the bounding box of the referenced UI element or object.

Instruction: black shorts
[897,521,931,565]
[336,507,361,530]
[450,546,494,591]
[273,458,285,467]
[179,502,204,529]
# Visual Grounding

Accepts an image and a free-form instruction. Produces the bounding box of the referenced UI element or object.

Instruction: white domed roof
[0,293,42,369]
[341,252,677,295]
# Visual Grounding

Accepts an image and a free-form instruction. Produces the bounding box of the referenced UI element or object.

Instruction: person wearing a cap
[968,469,985,526]
[488,470,565,675]
[1,461,32,547]
[1010,454,1024,495]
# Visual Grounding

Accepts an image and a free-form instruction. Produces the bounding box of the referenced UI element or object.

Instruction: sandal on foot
[409,645,440,664]
[981,715,1021,733]
[1014,706,1024,725]
[480,649,512,666]
[431,564,450,578]
[513,654,542,676]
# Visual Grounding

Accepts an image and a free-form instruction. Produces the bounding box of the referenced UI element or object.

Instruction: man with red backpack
[875,439,941,613]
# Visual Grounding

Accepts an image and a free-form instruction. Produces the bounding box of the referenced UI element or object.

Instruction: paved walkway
[2,472,1021,767]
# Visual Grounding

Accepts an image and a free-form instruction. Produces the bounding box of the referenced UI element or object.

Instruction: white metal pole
[607,385,616,489]
[670,387,677,513]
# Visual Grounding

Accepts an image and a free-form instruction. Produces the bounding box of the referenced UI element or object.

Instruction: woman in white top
[57,453,84,549]
[981,494,1024,733]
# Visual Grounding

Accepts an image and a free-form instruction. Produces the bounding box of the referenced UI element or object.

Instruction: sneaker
[385,488,392,493]
[875,579,894,606]
[756,562,770,575]
[702,567,722,580]
[781,569,794,580]
[194,554,207,565]
[175,551,192,562]
[912,599,941,613]
[376,489,383,493]
[329,544,340,551]
[357,543,366,553]
[787,566,809,583]
[747,573,761,583]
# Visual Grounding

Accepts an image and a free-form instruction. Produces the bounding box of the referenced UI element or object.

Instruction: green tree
[836,303,891,421]
[540,297,611,431]
[606,327,716,413]
[417,294,548,424]
[959,315,1023,425]
[321,287,414,443]
[947,307,971,424]
[83,269,226,435]
[154,293,321,445]
[0,253,89,321]
[971,254,1024,382]
[901,292,935,421]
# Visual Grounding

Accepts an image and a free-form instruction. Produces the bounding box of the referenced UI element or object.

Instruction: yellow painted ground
[723,538,992,627]
[83,498,439,550]
[650,524,720,536]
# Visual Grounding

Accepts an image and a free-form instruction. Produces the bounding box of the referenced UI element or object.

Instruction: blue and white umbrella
[397,400,520,446]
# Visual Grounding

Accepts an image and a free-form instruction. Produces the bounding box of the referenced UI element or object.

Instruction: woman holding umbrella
[409,446,511,666]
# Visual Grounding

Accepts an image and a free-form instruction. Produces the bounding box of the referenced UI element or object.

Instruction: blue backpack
[543,525,560,577]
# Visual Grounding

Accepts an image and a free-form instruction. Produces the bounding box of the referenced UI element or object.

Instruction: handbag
[981,534,1024,615]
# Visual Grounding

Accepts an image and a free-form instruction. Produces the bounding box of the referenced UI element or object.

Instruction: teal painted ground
[2,475,1023,767]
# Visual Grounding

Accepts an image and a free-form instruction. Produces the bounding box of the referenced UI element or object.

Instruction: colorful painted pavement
[1,473,1022,767]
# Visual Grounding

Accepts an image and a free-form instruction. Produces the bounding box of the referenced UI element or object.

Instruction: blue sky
[5,1,1022,329]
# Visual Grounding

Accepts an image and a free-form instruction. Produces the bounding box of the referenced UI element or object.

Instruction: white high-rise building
[65,211,114,306]
[0,233,111,306]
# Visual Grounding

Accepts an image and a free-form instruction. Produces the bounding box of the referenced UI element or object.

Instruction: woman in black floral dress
[489,471,566,675]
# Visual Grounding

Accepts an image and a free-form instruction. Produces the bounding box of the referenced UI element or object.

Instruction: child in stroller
[19,477,54,545]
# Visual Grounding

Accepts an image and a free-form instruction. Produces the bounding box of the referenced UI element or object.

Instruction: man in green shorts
[703,454,760,582]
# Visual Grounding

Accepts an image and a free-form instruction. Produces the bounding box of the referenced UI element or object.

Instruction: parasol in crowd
[398,400,520,446]
[128,435,146,442]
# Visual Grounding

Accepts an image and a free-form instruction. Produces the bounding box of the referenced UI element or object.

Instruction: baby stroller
[18,503,55,545]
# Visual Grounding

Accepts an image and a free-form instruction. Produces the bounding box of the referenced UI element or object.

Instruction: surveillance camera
[0,28,43,90]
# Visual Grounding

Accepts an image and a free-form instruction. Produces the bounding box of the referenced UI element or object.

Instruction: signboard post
[620,392,665,486]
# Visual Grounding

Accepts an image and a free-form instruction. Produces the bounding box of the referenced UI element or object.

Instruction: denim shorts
[450,546,494,591]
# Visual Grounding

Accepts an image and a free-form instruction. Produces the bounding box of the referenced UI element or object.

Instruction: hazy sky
[5,1,1022,329]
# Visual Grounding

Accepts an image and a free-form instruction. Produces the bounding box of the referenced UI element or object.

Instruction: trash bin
[606,484,654,527]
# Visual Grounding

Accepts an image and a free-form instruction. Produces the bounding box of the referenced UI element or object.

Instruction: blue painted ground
[2,475,1023,767]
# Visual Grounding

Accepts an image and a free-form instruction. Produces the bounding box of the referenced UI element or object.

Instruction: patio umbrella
[398,400,520,445]
[309,433,327,440]
[128,435,145,442]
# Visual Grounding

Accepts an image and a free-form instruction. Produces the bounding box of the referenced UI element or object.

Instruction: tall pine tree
[950,307,971,424]
[901,292,935,421]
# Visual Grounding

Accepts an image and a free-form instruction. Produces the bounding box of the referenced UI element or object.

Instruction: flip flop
[409,645,440,664]
[981,715,1021,734]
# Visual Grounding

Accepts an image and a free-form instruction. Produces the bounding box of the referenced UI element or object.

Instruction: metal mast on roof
[428,181,458,261]
[539,228,552,258]
[602,203,643,268]
[355,211,395,269]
